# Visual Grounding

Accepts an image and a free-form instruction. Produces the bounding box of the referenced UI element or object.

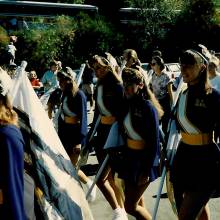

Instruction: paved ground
[85,106,220,220]
[84,154,220,220]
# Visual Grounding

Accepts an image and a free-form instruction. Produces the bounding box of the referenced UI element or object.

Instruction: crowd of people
[0,44,220,220]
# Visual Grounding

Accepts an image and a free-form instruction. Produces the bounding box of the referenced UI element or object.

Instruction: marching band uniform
[119,94,161,185]
[0,68,26,219]
[0,125,26,220]
[171,84,220,210]
[93,82,125,162]
[117,67,163,220]
[88,55,129,220]
[58,90,87,154]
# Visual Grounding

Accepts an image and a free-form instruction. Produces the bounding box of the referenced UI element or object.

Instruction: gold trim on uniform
[64,116,80,124]
[181,132,213,145]
[100,115,116,125]
[127,138,146,150]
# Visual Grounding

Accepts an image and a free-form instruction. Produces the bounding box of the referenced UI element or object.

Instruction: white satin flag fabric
[10,61,94,220]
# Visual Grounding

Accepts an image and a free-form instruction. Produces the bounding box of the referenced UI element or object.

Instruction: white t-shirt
[210,73,220,92]
[7,44,16,56]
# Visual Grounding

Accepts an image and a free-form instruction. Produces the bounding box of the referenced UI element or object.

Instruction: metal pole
[77,115,101,170]
[152,77,185,220]
[86,154,109,200]
[152,122,179,220]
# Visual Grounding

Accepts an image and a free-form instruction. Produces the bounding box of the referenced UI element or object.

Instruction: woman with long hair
[88,55,128,220]
[171,49,220,220]
[119,67,163,220]
[0,68,26,219]
[56,70,96,202]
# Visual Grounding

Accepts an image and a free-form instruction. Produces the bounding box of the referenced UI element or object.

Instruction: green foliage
[15,13,123,75]
[120,0,185,53]
[0,26,9,49]
[15,16,77,73]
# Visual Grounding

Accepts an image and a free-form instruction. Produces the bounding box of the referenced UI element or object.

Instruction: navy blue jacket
[0,125,26,220]
[126,95,161,181]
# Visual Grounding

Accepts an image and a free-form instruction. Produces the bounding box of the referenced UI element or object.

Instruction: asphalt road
[85,107,220,220]
[84,154,220,220]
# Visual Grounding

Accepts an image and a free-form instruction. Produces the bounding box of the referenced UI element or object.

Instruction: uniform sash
[177,90,201,134]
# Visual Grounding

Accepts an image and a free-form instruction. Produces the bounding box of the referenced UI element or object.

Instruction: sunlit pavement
[86,105,220,220]
[85,154,220,220]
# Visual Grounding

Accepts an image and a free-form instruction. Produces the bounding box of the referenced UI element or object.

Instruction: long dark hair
[152,56,165,71]
[179,50,212,94]
[122,67,164,118]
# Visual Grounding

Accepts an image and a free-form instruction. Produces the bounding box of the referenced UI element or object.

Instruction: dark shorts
[112,148,152,186]
[58,118,81,155]
[171,142,220,191]
[93,123,112,163]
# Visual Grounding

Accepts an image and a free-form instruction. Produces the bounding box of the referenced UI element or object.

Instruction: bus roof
[0,1,98,17]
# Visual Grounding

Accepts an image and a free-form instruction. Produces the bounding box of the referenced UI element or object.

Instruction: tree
[116,0,185,59]
[165,0,220,56]
[14,13,123,75]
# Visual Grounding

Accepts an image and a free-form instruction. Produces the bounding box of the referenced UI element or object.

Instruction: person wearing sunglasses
[170,49,220,220]
[149,56,172,134]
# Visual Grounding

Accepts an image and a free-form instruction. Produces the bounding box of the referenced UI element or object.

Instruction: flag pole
[152,77,184,220]
[76,63,86,86]
[86,154,109,200]
[77,115,101,170]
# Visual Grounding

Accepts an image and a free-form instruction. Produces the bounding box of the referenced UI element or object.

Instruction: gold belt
[0,189,3,205]
[64,116,80,124]
[100,115,116,125]
[181,132,213,145]
[127,138,146,150]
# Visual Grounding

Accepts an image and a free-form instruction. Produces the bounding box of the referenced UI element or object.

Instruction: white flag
[10,62,94,220]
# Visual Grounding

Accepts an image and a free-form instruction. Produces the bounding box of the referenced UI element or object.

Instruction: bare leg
[198,204,210,220]
[178,190,212,220]
[109,171,124,208]
[96,166,122,210]
[124,181,151,220]
[70,146,90,184]
[138,197,145,208]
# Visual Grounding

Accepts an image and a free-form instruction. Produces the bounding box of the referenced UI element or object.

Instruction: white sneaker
[86,180,97,203]
[121,208,128,220]
[112,208,128,220]
[87,185,97,203]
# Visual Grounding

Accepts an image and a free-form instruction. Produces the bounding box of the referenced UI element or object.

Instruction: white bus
[0,1,98,18]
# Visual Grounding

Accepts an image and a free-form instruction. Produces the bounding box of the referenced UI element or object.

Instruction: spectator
[41,61,59,93]
[6,41,16,65]
[208,55,220,92]
[152,50,162,58]
[7,63,17,79]
[29,70,43,89]
[149,56,172,134]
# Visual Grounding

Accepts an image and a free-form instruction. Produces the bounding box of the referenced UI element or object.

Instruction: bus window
[0,1,98,31]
